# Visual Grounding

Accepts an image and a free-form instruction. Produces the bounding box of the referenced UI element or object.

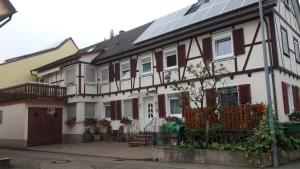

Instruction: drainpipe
[259,0,279,167]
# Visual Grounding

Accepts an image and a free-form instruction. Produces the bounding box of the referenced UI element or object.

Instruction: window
[85,102,96,118]
[170,98,181,115]
[281,28,289,56]
[219,87,239,107]
[104,103,111,118]
[67,103,76,119]
[168,94,181,116]
[0,110,3,125]
[294,39,300,62]
[164,49,177,70]
[120,61,130,79]
[123,100,133,118]
[140,55,152,75]
[100,67,109,83]
[213,33,233,60]
[65,67,76,85]
[287,84,295,113]
[85,66,96,84]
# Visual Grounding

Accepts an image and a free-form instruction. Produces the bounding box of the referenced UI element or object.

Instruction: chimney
[110,29,114,39]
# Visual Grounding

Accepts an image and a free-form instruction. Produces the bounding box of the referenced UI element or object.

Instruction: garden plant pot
[94,134,101,142]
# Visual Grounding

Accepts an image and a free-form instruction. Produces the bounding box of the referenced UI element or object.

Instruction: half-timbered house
[2,0,300,146]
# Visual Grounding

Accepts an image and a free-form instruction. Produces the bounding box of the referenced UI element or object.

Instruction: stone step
[128,141,148,147]
[0,157,11,168]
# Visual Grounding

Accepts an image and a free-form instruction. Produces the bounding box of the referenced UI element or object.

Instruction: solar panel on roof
[134,0,259,44]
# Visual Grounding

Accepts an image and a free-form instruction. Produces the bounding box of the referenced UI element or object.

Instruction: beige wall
[0,0,12,17]
[0,103,27,141]
[0,39,78,88]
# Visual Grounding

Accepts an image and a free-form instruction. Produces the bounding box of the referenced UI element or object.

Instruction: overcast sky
[0,0,196,63]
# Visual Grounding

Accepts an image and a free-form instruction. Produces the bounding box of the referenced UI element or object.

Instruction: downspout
[265,13,279,119]
[0,15,12,29]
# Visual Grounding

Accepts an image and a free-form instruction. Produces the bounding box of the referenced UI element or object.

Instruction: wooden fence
[183,104,264,130]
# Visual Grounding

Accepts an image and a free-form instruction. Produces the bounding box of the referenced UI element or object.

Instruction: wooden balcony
[0,82,67,104]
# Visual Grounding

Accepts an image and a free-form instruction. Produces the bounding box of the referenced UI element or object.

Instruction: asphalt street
[1,148,300,169]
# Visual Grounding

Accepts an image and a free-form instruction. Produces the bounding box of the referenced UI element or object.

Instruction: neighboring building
[1,0,300,147]
[0,38,78,148]
[0,0,16,28]
[0,38,79,89]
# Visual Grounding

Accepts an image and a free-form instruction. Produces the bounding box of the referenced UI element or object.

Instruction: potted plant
[120,117,132,125]
[65,118,76,128]
[83,118,97,142]
[93,126,101,141]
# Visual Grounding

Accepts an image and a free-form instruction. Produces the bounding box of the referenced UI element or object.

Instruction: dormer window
[185,0,209,16]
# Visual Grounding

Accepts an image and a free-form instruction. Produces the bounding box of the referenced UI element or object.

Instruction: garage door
[28,107,62,147]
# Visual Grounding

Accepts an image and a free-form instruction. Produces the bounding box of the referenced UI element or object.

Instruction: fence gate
[27,107,62,147]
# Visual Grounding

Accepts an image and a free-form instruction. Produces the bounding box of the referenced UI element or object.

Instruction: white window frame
[85,66,96,85]
[281,28,289,56]
[120,60,131,80]
[122,99,133,119]
[103,102,111,120]
[65,66,76,86]
[294,38,300,62]
[140,54,153,76]
[85,102,96,118]
[167,93,182,118]
[164,48,178,70]
[213,32,234,60]
[99,66,109,83]
[287,84,295,113]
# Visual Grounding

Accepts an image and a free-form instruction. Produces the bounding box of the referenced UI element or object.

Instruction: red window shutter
[116,100,122,120]
[202,37,213,63]
[177,44,186,67]
[282,82,290,114]
[109,64,114,82]
[110,101,116,120]
[114,63,120,81]
[158,94,166,118]
[155,51,163,72]
[205,89,216,108]
[292,86,300,111]
[238,84,252,104]
[181,92,190,114]
[130,59,137,78]
[132,98,139,120]
[233,28,246,56]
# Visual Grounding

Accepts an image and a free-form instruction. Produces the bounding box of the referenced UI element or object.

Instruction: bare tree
[165,61,228,133]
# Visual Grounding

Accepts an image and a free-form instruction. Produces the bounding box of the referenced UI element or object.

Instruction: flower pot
[83,128,93,143]
[94,134,101,142]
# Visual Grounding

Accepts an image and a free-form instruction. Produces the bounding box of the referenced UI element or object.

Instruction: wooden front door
[28,107,62,147]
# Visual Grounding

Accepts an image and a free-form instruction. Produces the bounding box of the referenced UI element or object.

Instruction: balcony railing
[0,82,67,103]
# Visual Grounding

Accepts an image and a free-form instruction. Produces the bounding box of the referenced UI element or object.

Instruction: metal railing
[143,118,157,143]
